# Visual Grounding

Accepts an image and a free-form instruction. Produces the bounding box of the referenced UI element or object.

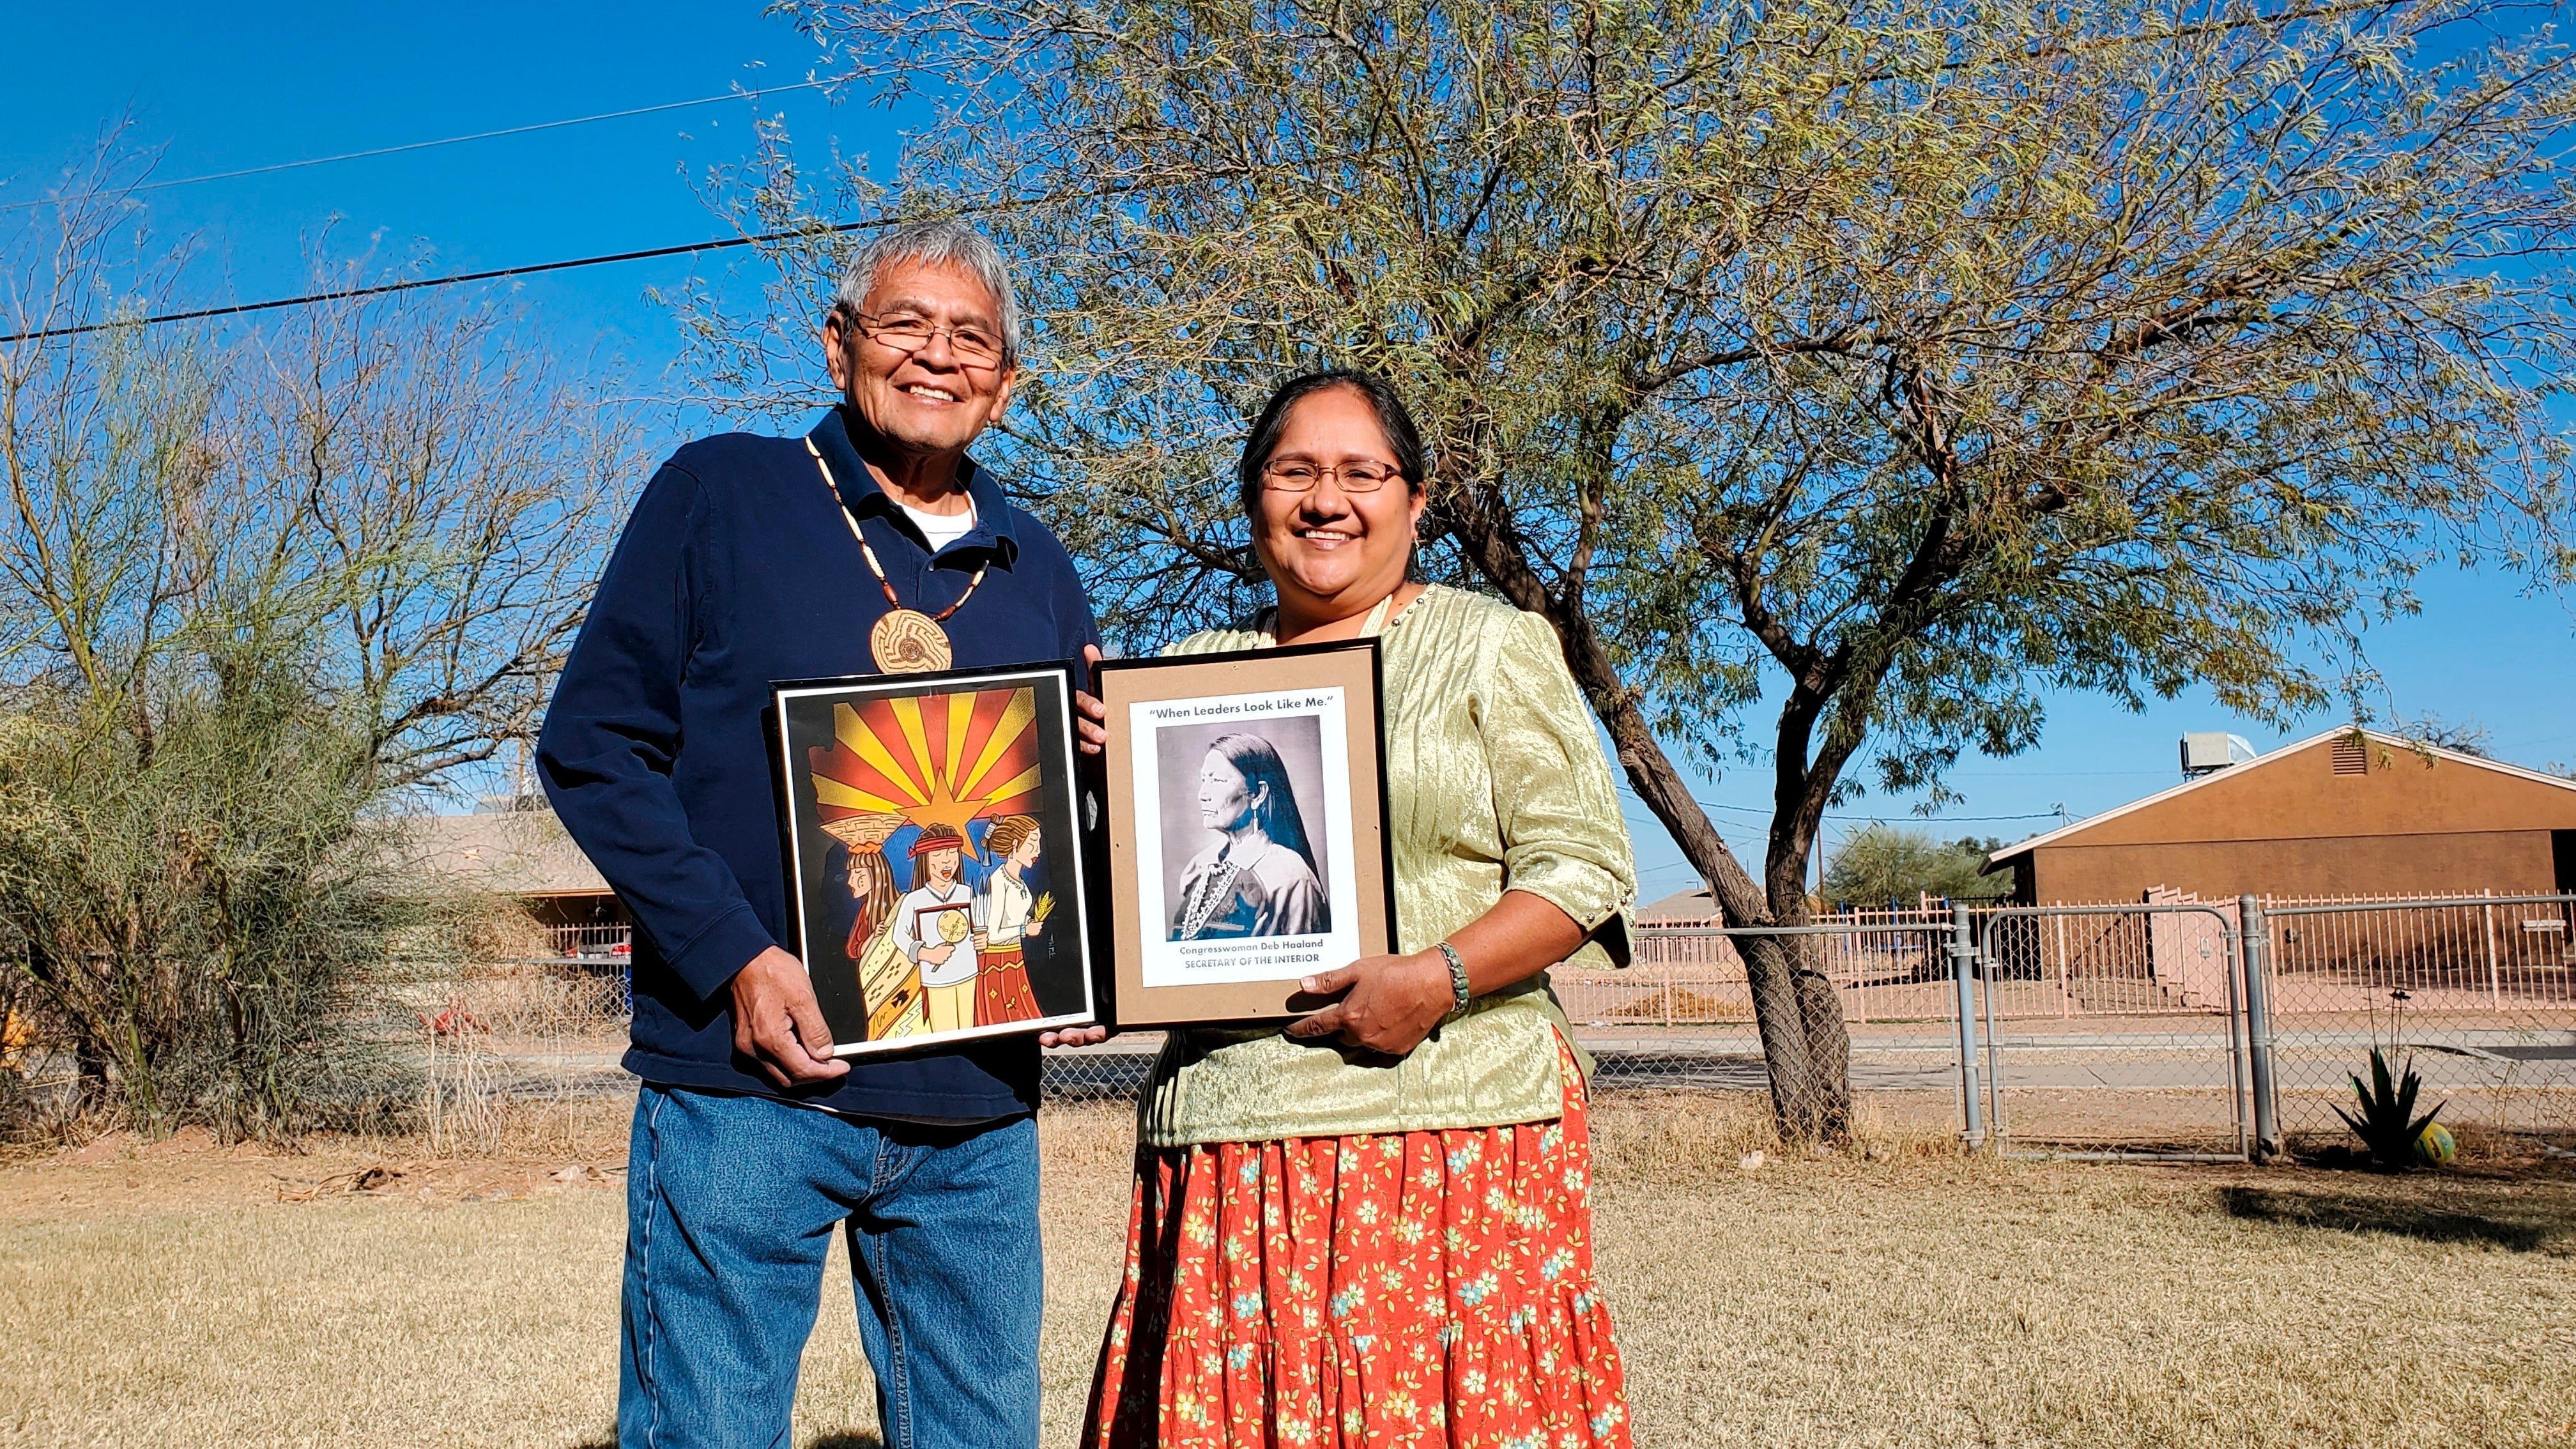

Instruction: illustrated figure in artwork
[895,825,981,1033]
[971,814,1050,1027]
[824,813,924,1040]
[1169,732,1330,942]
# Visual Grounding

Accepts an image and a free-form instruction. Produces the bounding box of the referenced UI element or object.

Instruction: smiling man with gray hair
[539,218,1106,1448]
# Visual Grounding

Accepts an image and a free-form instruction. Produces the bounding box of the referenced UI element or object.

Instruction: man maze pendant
[870,608,953,673]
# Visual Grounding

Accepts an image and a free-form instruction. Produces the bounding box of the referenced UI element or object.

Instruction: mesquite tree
[684,0,2575,1138]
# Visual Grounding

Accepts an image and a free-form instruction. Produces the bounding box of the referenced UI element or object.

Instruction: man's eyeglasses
[1261,458,1404,493]
[849,310,1008,369]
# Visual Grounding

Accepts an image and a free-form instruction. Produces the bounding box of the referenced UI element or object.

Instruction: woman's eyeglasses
[1261,458,1402,493]
[850,311,1008,369]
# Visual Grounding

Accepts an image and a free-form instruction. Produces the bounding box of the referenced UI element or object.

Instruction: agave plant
[2334,1048,2446,1169]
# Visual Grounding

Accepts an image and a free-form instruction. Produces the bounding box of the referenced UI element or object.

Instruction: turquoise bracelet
[1436,940,1471,1018]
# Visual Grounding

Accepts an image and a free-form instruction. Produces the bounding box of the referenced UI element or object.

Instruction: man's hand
[922,942,955,966]
[1039,1024,1113,1048]
[1073,643,1107,755]
[728,946,852,1088]
[1285,951,1453,1056]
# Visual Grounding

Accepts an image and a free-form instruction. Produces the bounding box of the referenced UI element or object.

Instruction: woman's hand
[1073,643,1107,755]
[1286,951,1452,1056]
[1040,1024,1113,1048]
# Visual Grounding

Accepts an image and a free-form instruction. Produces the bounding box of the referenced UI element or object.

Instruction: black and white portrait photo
[1157,722,1334,942]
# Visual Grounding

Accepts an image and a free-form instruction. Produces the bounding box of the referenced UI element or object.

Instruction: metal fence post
[2238,894,2281,1162]
[2482,890,2501,1009]
[1951,901,1986,1150]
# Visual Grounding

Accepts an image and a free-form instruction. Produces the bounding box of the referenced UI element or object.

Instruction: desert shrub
[0,668,452,1141]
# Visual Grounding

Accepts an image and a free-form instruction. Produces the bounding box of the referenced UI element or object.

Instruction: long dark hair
[1235,368,1430,519]
[1204,733,1318,874]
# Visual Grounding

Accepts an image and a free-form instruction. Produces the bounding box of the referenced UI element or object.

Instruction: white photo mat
[1127,684,1363,988]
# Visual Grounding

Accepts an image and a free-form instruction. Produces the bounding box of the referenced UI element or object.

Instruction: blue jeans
[619,1085,1041,1448]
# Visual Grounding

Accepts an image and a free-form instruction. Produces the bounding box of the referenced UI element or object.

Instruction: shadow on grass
[2220,1185,2571,1252]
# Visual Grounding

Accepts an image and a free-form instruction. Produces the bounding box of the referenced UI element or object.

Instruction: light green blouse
[1136,584,1637,1147]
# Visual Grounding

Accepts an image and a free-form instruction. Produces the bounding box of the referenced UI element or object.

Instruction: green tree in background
[0,151,637,1138]
[1825,827,2011,910]
[688,0,2575,1139]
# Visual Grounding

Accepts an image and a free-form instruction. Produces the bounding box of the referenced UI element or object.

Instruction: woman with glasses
[1082,369,1639,1449]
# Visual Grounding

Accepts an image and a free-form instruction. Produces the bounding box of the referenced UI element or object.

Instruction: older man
[539,220,1103,1448]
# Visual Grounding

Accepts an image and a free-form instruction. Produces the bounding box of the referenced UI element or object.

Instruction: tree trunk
[1525,601,1849,1139]
[1438,498,1855,1141]
[1764,705,1857,1141]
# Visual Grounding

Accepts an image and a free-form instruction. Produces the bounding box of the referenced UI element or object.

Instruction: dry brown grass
[1,1096,2570,1447]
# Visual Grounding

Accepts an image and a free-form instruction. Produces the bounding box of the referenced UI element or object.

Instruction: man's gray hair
[831,218,1024,367]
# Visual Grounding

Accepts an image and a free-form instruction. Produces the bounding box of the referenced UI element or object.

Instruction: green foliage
[0,670,442,1140]
[1826,827,2011,908]
[2333,1048,2446,1169]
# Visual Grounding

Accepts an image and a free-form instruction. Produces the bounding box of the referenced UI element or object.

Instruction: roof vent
[2180,732,2258,779]
[2331,737,2369,776]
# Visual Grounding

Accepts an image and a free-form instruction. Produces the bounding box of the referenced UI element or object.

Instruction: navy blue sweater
[537,407,1101,1120]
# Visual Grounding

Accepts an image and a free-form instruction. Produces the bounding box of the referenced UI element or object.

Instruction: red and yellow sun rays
[807,686,1043,850]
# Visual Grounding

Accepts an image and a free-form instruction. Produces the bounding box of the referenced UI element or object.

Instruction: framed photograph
[772,663,1096,1055]
[1097,639,1397,1026]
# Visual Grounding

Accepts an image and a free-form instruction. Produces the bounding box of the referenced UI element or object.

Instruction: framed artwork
[1096,639,1397,1026]
[772,663,1096,1055]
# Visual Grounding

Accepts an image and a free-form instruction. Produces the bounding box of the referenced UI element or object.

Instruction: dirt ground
[2,1096,2570,1448]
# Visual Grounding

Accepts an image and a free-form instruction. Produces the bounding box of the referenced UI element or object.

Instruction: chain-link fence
[361,892,2576,1156]
[2257,893,2576,1145]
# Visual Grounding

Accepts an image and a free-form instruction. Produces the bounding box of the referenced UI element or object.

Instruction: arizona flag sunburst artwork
[805,686,1043,848]
[775,666,1092,1058]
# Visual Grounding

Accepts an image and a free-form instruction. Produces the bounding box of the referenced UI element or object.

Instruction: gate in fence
[1968,902,2258,1159]
[1546,907,2264,1157]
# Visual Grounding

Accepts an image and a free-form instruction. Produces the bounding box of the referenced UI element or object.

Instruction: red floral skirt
[977,942,1041,1026]
[1083,1043,1630,1448]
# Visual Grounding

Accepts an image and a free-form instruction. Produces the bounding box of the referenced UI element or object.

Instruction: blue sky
[4,4,2569,901]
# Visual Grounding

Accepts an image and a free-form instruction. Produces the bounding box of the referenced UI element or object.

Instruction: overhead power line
[0,217,894,344]
[1,160,1222,346]
[0,80,830,214]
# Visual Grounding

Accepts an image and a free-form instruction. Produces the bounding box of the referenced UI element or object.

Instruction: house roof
[1637,887,1720,923]
[1985,727,2576,868]
[413,809,611,896]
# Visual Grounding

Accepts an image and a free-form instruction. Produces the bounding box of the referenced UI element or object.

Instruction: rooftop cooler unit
[2179,732,2258,779]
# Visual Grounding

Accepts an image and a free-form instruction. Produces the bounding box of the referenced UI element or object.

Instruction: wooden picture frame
[772,662,1096,1055]
[1096,639,1397,1027]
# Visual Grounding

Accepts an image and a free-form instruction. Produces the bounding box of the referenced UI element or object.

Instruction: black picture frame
[771,660,1097,1055]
